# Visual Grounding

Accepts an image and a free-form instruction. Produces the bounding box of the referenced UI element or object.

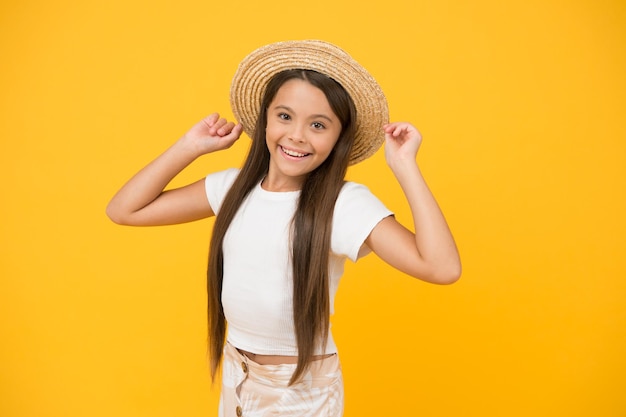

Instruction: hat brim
[230,40,389,165]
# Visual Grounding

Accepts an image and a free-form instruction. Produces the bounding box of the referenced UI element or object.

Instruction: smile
[280,146,310,158]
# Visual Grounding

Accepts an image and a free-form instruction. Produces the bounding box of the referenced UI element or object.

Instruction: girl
[107,40,461,417]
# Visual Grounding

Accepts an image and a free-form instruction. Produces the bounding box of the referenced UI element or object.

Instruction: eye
[278,112,291,121]
[311,121,325,130]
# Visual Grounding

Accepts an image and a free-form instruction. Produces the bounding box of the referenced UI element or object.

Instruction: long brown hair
[207,69,357,385]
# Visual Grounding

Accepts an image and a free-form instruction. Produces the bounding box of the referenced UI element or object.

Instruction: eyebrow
[272,105,335,123]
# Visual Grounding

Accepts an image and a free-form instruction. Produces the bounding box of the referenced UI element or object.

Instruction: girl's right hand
[106,113,243,226]
[181,113,243,156]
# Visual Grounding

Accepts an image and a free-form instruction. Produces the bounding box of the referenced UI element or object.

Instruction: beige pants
[218,342,344,417]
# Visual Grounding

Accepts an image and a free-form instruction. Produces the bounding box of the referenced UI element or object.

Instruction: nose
[288,123,306,143]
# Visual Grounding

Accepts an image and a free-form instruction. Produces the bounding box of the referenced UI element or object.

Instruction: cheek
[321,132,341,154]
[311,139,337,163]
[264,123,281,141]
[321,141,336,156]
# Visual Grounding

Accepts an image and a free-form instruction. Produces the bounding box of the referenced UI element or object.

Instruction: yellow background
[1,0,624,416]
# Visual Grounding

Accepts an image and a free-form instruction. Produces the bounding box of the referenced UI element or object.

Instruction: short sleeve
[204,168,240,215]
[331,182,393,262]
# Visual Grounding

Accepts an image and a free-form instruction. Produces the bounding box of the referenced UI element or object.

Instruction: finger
[210,118,228,135]
[384,122,407,136]
[231,123,243,136]
[206,113,220,127]
[221,124,243,145]
[383,122,397,133]
[217,121,236,136]
[391,125,406,137]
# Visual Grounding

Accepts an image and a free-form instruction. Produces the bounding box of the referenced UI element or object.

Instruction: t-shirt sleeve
[204,168,240,215]
[331,182,394,262]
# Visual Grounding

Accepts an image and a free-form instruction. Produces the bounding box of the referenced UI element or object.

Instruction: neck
[261,175,305,192]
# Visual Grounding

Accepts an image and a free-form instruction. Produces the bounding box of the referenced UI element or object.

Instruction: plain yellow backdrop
[1,0,624,416]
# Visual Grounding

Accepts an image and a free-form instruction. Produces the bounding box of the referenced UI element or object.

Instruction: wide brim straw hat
[230,40,389,165]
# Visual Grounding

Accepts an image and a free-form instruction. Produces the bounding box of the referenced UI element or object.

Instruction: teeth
[281,146,308,157]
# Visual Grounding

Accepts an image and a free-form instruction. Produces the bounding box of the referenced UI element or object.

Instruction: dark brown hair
[207,69,357,385]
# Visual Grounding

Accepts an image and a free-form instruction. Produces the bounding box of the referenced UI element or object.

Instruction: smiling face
[263,78,343,192]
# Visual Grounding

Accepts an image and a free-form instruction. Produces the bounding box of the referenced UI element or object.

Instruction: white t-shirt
[205,168,393,355]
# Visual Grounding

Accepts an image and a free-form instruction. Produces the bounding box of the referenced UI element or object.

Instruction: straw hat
[230,40,389,165]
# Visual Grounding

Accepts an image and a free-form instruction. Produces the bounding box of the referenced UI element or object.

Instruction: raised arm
[364,122,461,285]
[106,113,242,226]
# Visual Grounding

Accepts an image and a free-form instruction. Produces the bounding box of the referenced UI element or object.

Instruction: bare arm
[106,113,243,226]
[364,122,461,284]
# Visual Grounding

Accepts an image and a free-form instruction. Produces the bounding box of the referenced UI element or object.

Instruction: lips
[280,145,310,158]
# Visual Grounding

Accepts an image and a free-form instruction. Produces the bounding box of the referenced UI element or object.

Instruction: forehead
[270,79,336,115]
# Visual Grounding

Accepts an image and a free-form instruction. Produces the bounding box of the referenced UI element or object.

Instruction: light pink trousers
[218,342,344,417]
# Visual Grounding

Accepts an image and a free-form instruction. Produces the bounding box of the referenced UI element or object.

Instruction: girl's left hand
[383,122,422,167]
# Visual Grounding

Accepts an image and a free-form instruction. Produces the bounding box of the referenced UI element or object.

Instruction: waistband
[223,342,341,388]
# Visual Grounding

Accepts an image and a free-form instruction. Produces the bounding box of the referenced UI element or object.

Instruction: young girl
[107,40,460,417]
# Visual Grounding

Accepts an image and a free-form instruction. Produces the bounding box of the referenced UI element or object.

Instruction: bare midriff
[236,348,335,365]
